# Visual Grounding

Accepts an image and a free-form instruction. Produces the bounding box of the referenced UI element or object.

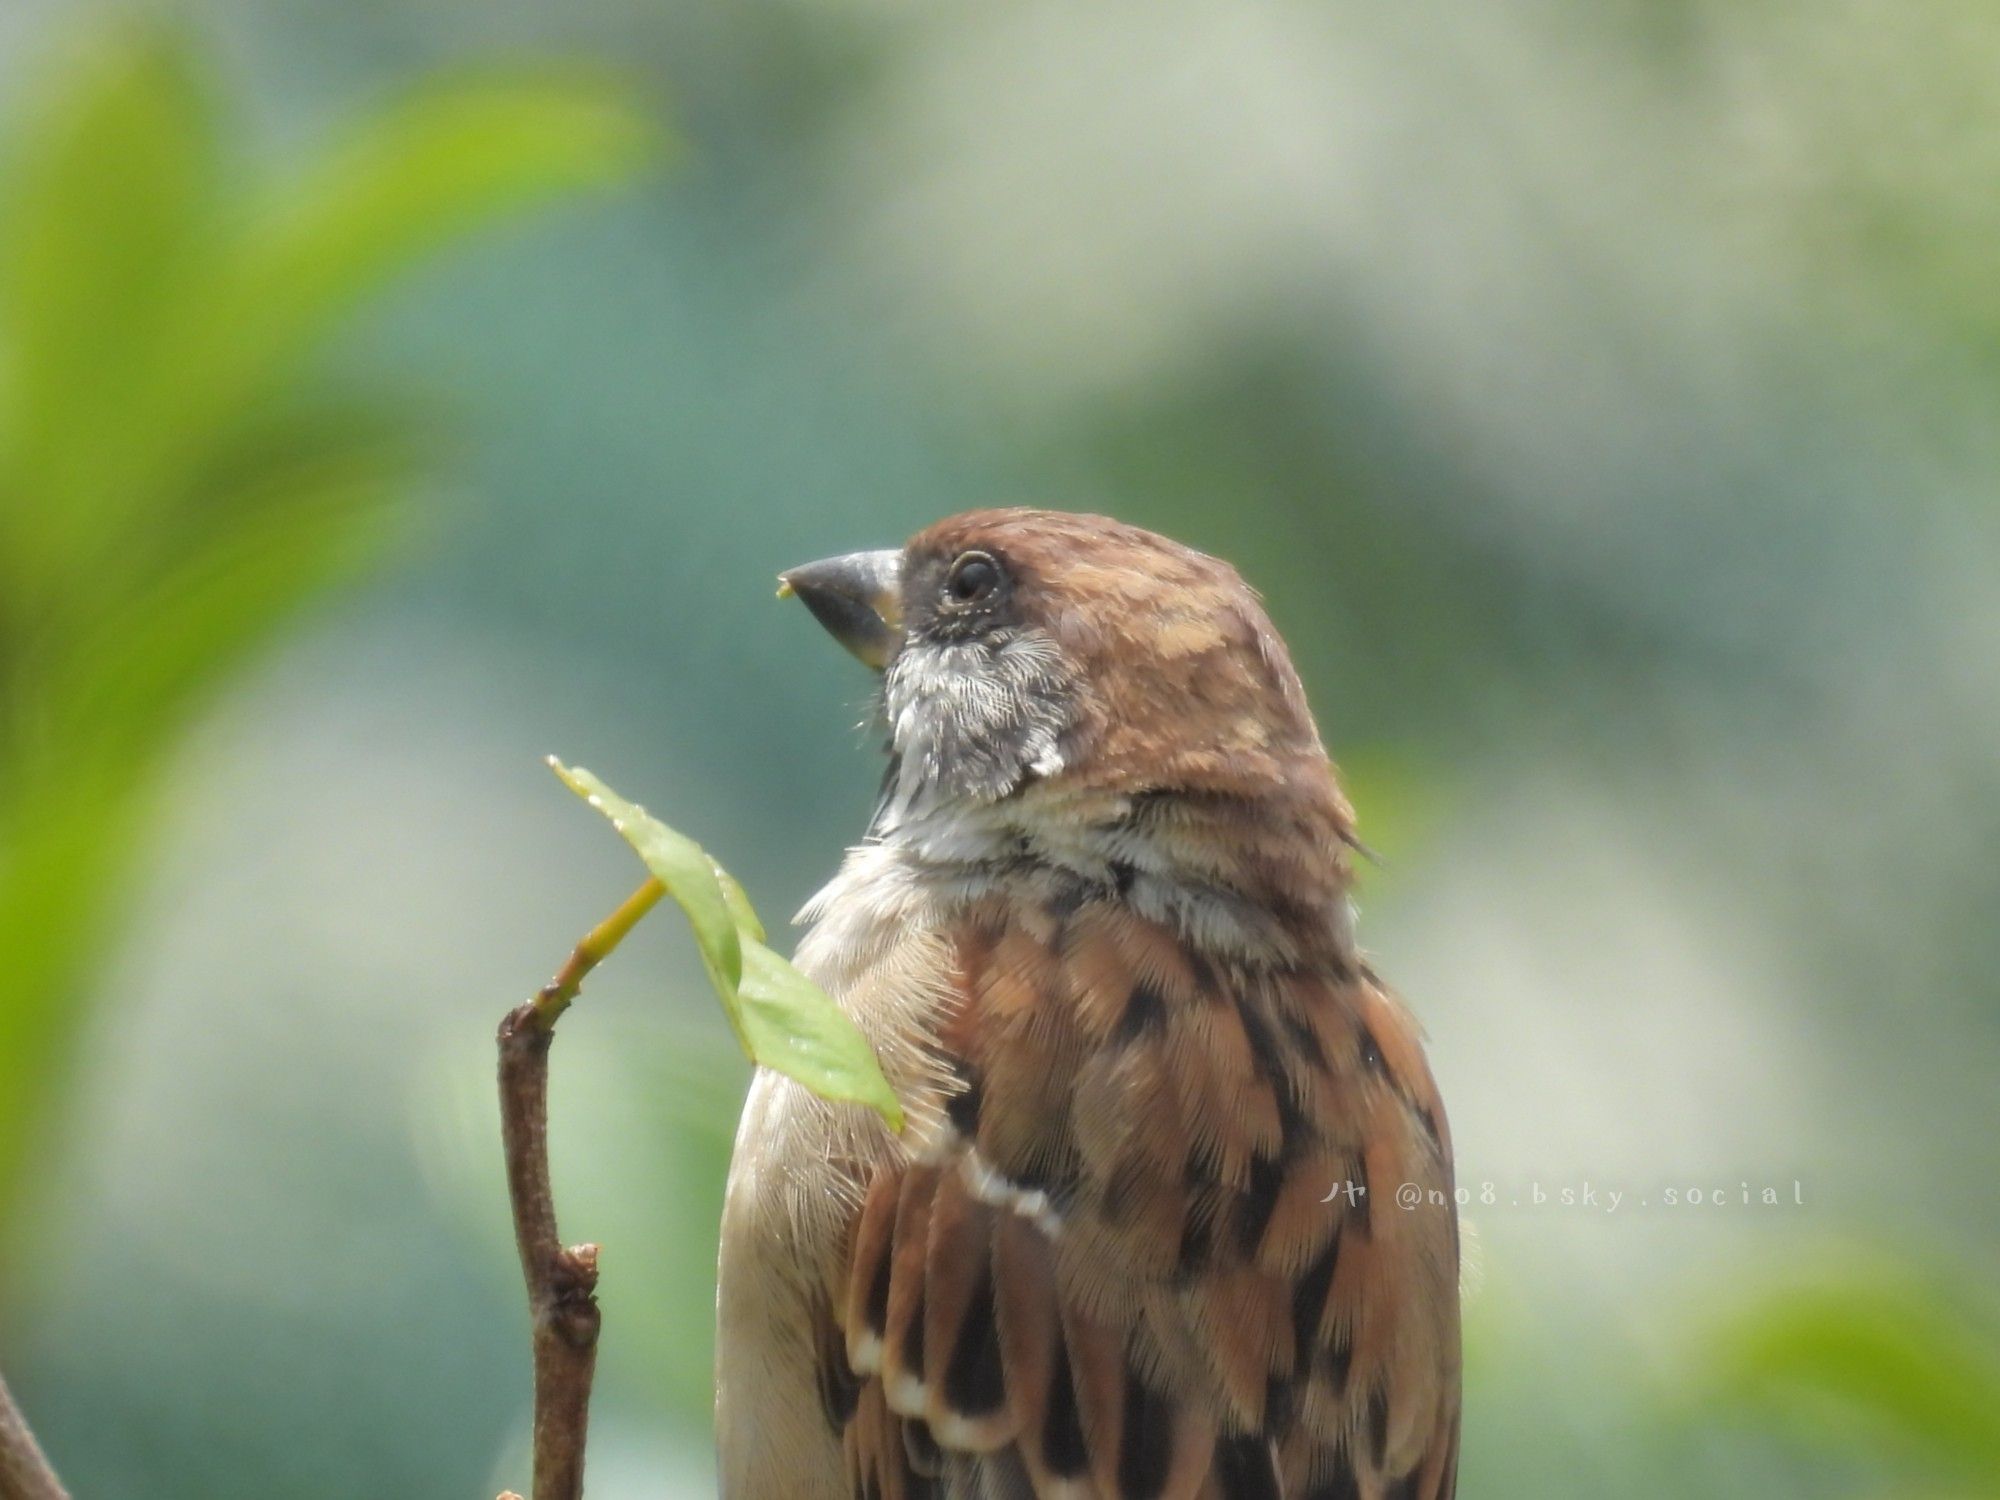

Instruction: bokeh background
[2,1,1998,1496]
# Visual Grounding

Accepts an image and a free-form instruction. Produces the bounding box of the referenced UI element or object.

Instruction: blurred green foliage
[1704,1258,2000,1499]
[0,26,654,1270]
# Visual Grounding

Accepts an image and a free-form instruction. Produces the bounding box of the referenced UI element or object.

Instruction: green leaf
[0,779,145,1268]
[710,864,768,945]
[550,762,742,993]
[0,56,661,619]
[208,73,662,407]
[551,762,904,1130]
[0,427,411,1258]
[1702,1261,2000,1484]
[43,405,416,749]
[0,25,662,1275]
[0,26,218,584]
[738,940,903,1126]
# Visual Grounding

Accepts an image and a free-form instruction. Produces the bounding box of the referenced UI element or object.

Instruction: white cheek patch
[878,630,1073,829]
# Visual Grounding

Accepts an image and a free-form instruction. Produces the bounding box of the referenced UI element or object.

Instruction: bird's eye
[942,551,1002,605]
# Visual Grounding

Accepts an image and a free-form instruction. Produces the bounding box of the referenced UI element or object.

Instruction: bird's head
[782,509,1349,843]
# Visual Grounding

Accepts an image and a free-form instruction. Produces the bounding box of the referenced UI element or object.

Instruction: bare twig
[497,878,662,1500]
[0,1367,69,1500]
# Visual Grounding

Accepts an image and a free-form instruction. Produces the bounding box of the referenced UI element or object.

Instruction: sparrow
[718,509,1460,1499]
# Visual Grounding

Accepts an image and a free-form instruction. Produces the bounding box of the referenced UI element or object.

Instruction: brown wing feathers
[922,1168,1009,1449]
[829,901,1459,1500]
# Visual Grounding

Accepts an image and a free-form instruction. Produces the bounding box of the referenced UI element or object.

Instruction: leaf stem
[533,878,663,1025]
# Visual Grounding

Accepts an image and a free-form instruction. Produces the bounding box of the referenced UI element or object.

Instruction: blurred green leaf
[551,760,904,1130]
[1703,1259,2000,1490]
[0,27,217,595]
[153,74,662,503]
[239,73,658,345]
[0,25,658,1277]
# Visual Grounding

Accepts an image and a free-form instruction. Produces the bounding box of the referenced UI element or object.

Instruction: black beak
[778,549,904,669]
